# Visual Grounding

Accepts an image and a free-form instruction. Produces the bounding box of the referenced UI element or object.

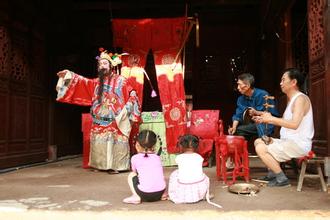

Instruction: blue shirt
[232,88,279,122]
[232,88,279,136]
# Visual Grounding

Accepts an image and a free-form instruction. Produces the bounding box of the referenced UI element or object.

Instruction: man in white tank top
[253,68,314,187]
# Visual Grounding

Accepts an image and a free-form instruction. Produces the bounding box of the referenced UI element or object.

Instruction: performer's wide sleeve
[114,77,141,137]
[123,81,141,122]
[56,72,97,106]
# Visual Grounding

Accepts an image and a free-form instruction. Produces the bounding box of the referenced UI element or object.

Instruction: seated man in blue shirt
[228,73,279,142]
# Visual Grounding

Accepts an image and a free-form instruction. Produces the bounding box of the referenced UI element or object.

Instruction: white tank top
[280,92,314,153]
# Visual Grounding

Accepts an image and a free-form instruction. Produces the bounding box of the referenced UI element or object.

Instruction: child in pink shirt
[123,130,167,204]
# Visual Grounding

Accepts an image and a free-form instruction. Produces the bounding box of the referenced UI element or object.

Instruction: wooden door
[0,25,49,169]
[307,0,330,156]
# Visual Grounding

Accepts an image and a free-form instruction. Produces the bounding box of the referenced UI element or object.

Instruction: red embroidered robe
[56,72,140,170]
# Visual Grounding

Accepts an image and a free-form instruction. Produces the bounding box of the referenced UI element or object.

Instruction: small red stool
[215,135,250,184]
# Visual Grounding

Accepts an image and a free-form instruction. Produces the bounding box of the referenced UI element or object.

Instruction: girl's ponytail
[144,147,148,157]
[156,135,163,156]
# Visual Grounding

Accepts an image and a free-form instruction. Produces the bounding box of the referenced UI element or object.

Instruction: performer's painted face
[98,59,111,74]
[237,79,250,95]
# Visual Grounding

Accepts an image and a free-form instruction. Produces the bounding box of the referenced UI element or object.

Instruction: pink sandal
[123,195,141,204]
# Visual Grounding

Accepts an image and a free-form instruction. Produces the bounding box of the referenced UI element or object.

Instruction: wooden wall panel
[7,142,27,154]
[310,77,327,145]
[0,144,5,155]
[29,143,45,152]
[308,0,329,155]
[0,94,6,140]
[0,26,9,77]
[30,97,46,140]
[0,16,49,168]
[0,25,9,159]
[9,95,27,141]
[0,94,6,155]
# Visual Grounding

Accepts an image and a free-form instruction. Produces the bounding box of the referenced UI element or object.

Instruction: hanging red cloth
[112,17,187,153]
[112,19,152,103]
[112,19,152,51]
[112,18,184,52]
[151,18,187,153]
[153,49,186,153]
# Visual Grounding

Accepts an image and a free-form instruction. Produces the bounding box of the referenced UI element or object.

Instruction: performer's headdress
[96,47,127,67]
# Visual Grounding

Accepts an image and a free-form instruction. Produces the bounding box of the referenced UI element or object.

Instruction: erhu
[260,95,274,145]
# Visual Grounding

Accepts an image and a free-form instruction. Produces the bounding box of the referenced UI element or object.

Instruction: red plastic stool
[215,135,250,184]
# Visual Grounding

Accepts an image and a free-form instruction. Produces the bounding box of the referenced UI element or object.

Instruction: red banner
[154,49,186,153]
[112,17,187,153]
[112,18,185,51]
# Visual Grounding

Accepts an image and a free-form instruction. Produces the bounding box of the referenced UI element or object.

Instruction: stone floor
[0,156,329,219]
